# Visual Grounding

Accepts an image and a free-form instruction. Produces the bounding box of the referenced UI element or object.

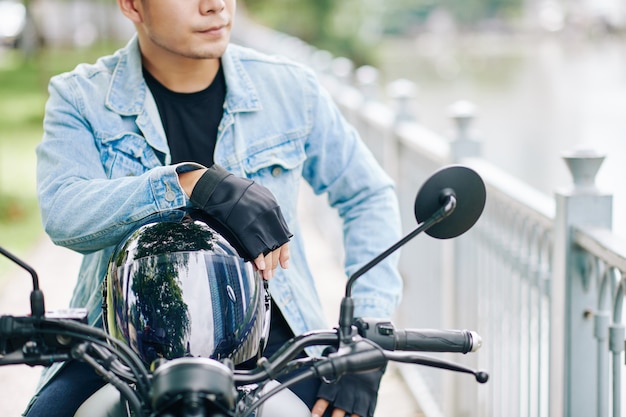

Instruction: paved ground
[0,236,78,417]
[0,201,422,416]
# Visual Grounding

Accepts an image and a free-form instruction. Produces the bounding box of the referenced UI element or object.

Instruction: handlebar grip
[395,329,481,353]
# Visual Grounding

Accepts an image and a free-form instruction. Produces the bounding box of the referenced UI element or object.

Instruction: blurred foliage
[440,0,522,25]
[378,0,439,36]
[0,42,123,264]
[242,0,378,66]
[0,51,48,259]
[242,0,524,66]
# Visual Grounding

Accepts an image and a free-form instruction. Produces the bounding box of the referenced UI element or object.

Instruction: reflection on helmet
[104,214,267,367]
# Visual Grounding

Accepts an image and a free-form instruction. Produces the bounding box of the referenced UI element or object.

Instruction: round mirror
[414,165,486,239]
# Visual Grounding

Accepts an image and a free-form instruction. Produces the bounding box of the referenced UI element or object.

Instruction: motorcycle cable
[233,330,338,385]
[33,321,152,399]
[240,338,388,417]
[72,342,146,417]
[85,342,138,383]
[46,318,151,393]
[238,367,317,417]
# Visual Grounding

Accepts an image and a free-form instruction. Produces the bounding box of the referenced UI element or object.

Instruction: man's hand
[253,243,290,280]
[179,166,292,279]
[311,368,385,417]
[312,399,357,417]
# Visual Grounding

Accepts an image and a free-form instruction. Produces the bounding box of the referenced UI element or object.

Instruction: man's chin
[192,41,230,60]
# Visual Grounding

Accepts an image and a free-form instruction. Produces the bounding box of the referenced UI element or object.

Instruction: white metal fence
[233,15,626,417]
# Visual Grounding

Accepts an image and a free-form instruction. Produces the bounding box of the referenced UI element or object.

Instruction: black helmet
[103,213,269,367]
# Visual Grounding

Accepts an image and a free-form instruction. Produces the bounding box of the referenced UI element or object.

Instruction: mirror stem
[0,246,45,318]
[345,193,456,298]
[338,194,456,343]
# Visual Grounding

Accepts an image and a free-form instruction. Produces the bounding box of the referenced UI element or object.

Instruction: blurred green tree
[242,0,377,66]
[241,0,523,66]
[441,0,522,25]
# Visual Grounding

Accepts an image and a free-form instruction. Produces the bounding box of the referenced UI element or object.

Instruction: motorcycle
[0,164,489,417]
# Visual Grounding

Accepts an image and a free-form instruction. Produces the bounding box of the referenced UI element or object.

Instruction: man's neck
[141,54,221,93]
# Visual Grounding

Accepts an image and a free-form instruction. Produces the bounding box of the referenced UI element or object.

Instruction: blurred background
[1,0,625,299]
[0,0,626,276]
[0,0,625,415]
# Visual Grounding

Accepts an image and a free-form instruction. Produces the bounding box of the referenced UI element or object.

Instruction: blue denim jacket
[35,36,402,384]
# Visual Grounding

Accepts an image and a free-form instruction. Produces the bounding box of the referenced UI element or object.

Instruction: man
[28,0,403,416]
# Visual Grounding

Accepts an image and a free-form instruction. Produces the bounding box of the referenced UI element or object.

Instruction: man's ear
[117,0,143,24]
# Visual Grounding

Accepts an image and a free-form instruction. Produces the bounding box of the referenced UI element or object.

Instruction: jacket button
[165,190,176,201]
[271,166,283,177]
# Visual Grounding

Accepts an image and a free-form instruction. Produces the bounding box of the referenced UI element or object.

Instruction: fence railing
[233,15,626,417]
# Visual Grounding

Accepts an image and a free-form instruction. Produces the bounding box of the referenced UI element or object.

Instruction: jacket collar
[221,44,262,113]
[105,35,147,116]
[105,35,262,116]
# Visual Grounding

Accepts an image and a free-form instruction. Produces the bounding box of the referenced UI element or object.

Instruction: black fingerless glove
[189,165,292,261]
[316,368,385,417]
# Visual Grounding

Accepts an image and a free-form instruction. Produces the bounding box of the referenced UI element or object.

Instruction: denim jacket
[35,35,402,389]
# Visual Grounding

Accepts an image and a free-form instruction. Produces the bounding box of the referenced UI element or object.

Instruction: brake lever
[384,351,489,383]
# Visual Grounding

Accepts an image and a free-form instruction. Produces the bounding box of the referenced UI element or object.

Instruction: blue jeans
[24,359,107,417]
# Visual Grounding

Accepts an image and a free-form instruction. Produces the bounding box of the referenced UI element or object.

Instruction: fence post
[447,100,482,416]
[448,100,481,162]
[355,65,380,102]
[550,147,612,417]
[384,79,418,182]
[386,79,418,123]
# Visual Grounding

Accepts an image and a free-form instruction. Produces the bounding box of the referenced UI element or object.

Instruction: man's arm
[38,76,292,272]
[300,74,403,319]
[298,67,402,417]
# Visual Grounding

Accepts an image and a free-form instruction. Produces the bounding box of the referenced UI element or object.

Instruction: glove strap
[189,164,232,207]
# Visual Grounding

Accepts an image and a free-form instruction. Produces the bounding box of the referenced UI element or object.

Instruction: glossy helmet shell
[104,214,267,366]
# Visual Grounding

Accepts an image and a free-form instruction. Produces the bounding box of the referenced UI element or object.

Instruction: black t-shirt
[144,64,312,404]
[143,65,226,167]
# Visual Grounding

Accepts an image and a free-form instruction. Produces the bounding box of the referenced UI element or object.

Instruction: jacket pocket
[101,133,162,179]
[241,137,306,179]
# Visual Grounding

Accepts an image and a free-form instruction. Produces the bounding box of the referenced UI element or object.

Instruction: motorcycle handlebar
[353,318,482,354]
[0,312,489,417]
[395,328,481,353]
